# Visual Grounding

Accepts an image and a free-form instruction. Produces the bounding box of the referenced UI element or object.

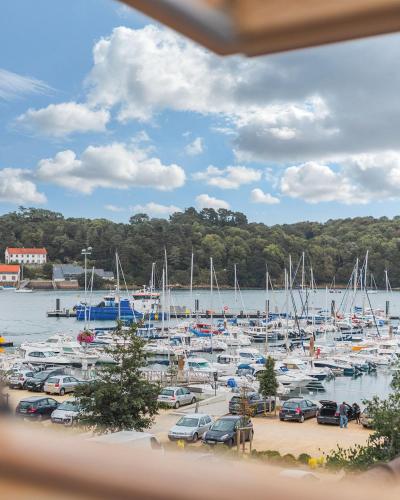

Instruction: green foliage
[298,453,312,465]
[42,262,53,279]
[258,357,278,413]
[326,362,400,471]
[2,207,400,287]
[75,322,160,434]
[77,272,106,290]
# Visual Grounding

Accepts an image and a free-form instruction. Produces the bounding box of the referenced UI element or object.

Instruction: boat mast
[301,251,305,292]
[190,250,194,316]
[116,251,121,322]
[210,257,214,357]
[234,263,237,303]
[284,268,289,353]
[161,268,165,334]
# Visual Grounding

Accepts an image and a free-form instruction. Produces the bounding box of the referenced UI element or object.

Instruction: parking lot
[6,388,371,457]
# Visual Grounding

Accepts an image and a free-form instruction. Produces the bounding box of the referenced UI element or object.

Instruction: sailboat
[329,276,341,294]
[15,265,33,292]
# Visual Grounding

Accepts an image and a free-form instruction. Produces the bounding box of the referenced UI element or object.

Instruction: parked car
[168,413,213,442]
[360,408,373,428]
[229,392,275,415]
[51,399,81,426]
[8,368,36,389]
[316,400,355,425]
[279,398,319,423]
[24,368,65,392]
[202,415,253,447]
[157,386,197,409]
[87,431,163,451]
[44,375,85,395]
[15,396,59,420]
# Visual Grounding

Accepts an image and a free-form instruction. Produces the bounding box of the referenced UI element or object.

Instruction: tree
[75,323,160,433]
[258,356,279,415]
[326,362,400,470]
[77,272,105,290]
[42,262,53,279]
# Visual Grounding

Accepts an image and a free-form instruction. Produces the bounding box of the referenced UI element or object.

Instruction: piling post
[236,429,240,453]
[265,300,270,320]
[331,300,336,324]
[56,298,60,312]
[386,300,390,318]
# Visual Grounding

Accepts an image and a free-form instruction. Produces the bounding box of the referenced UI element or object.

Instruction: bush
[281,453,297,465]
[298,453,312,465]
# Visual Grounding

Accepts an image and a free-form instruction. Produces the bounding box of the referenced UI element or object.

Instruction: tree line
[0,206,399,288]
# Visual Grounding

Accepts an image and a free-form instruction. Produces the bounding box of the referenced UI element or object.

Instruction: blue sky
[2,0,400,224]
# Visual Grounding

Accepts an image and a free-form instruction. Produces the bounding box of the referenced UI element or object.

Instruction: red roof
[0,265,20,273]
[6,247,47,255]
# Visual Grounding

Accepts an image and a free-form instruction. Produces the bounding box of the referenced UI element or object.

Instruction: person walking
[353,402,361,424]
[339,401,348,429]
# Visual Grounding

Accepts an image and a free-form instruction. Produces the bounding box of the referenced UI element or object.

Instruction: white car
[51,399,81,426]
[157,386,197,409]
[168,413,213,442]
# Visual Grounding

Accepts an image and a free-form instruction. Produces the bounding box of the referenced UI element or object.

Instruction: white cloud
[0,69,49,101]
[193,165,262,189]
[280,162,354,204]
[250,188,280,205]
[17,102,110,137]
[279,152,400,204]
[185,137,204,156]
[131,202,182,217]
[195,194,230,210]
[0,168,46,204]
[85,25,328,138]
[36,143,185,194]
[104,204,125,212]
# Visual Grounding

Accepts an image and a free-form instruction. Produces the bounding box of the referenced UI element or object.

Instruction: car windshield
[283,401,301,408]
[19,401,35,409]
[176,417,199,427]
[160,389,174,396]
[35,372,53,380]
[47,377,59,384]
[211,419,236,432]
[58,401,79,411]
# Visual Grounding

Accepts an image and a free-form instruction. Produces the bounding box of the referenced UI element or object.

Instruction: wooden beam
[120,0,400,56]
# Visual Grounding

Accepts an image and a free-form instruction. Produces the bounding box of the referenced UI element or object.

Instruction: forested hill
[0,207,399,288]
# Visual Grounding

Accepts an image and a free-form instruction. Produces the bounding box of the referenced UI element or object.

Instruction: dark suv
[229,392,275,415]
[202,415,253,447]
[25,368,65,392]
[317,400,355,425]
[16,396,59,420]
[279,398,319,423]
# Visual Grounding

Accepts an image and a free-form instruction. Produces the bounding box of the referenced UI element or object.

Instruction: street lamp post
[81,247,92,328]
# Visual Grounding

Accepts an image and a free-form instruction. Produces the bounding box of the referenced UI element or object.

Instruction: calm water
[0,288,397,405]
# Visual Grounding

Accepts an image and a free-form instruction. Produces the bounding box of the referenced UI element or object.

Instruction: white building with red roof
[5,247,47,265]
[0,264,20,284]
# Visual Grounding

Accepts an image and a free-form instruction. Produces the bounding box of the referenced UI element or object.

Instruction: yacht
[19,347,71,366]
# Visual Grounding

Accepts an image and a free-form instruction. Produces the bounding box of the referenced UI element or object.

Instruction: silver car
[44,375,84,395]
[157,386,197,409]
[51,399,81,426]
[8,369,36,389]
[168,413,213,442]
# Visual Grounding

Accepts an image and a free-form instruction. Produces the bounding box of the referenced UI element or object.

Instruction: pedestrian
[353,402,361,424]
[339,401,348,429]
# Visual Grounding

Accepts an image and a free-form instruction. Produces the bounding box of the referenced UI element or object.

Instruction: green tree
[258,356,279,414]
[77,272,106,290]
[42,262,53,279]
[75,323,160,433]
[326,362,400,470]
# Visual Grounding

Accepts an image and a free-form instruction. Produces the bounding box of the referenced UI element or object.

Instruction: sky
[2,0,400,224]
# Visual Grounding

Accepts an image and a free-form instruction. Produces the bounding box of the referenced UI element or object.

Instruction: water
[1,288,398,405]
